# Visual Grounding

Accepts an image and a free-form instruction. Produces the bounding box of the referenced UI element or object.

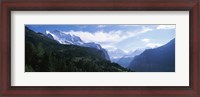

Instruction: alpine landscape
[25,25,175,72]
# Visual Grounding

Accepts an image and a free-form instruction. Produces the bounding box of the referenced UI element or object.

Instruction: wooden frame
[0,0,199,96]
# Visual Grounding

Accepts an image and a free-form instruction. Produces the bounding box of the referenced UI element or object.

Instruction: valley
[25,25,175,72]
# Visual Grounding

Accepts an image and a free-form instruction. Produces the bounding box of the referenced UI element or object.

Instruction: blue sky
[26,24,175,52]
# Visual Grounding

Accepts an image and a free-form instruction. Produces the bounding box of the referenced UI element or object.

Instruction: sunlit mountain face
[26,24,175,72]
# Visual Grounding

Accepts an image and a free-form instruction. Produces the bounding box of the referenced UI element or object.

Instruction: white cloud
[63,27,152,44]
[156,25,175,29]
[100,44,117,50]
[97,25,107,28]
[62,27,152,51]
[140,27,153,33]
[142,38,150,43]
[64,30,124,43]
[119,25,141,27]
[146,43,163,48]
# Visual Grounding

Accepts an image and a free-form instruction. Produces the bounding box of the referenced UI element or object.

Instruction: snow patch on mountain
[109,48,146,67]
[44,30,110,61]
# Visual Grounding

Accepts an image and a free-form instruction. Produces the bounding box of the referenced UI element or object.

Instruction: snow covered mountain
[107,48,145,67]
[117,49,145,67]
[44,30,110,60]
[45,30,84,45]
[108,49,128,60]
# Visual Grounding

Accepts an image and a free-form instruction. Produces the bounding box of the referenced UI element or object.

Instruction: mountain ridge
[25,26,129,72]
[43,30,110,61]
[127,39,175,72]
[110,48,145,68]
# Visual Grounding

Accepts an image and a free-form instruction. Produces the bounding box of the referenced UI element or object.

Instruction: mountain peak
[108,49,128,60]
[42,30,110,60]
[45,30,104,49]
[127,38,175,72]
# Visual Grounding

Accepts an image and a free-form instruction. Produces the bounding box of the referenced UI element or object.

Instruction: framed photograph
[1,0,199,96]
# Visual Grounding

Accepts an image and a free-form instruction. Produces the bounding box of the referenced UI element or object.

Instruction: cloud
[63,30,124,43]
[119,25,141,27]
[142,38,150,43]
[63,27,152,44]
[100,44,117,50]
[156,25,175,29]
[97,25,107,28]
[140,27,153,33]
[146,43,162,48]
[62,27,152,50]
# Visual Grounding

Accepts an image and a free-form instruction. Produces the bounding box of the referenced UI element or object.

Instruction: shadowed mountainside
[25,27,130,72]
[127,39,175,72]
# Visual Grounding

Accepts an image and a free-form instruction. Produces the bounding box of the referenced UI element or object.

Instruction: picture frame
[0,0,199,96]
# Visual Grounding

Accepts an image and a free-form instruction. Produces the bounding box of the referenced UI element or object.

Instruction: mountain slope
[116,57,133,68]
[25,27,128,72]
[44,30,110,61]
[115,49,145,68]
[108,49,127,60]
[127,39,175,72]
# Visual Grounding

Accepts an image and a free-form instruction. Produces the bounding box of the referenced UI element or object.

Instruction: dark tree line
[25,27,131,72]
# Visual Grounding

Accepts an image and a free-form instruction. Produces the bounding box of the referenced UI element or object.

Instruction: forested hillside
[25,27,130,72]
